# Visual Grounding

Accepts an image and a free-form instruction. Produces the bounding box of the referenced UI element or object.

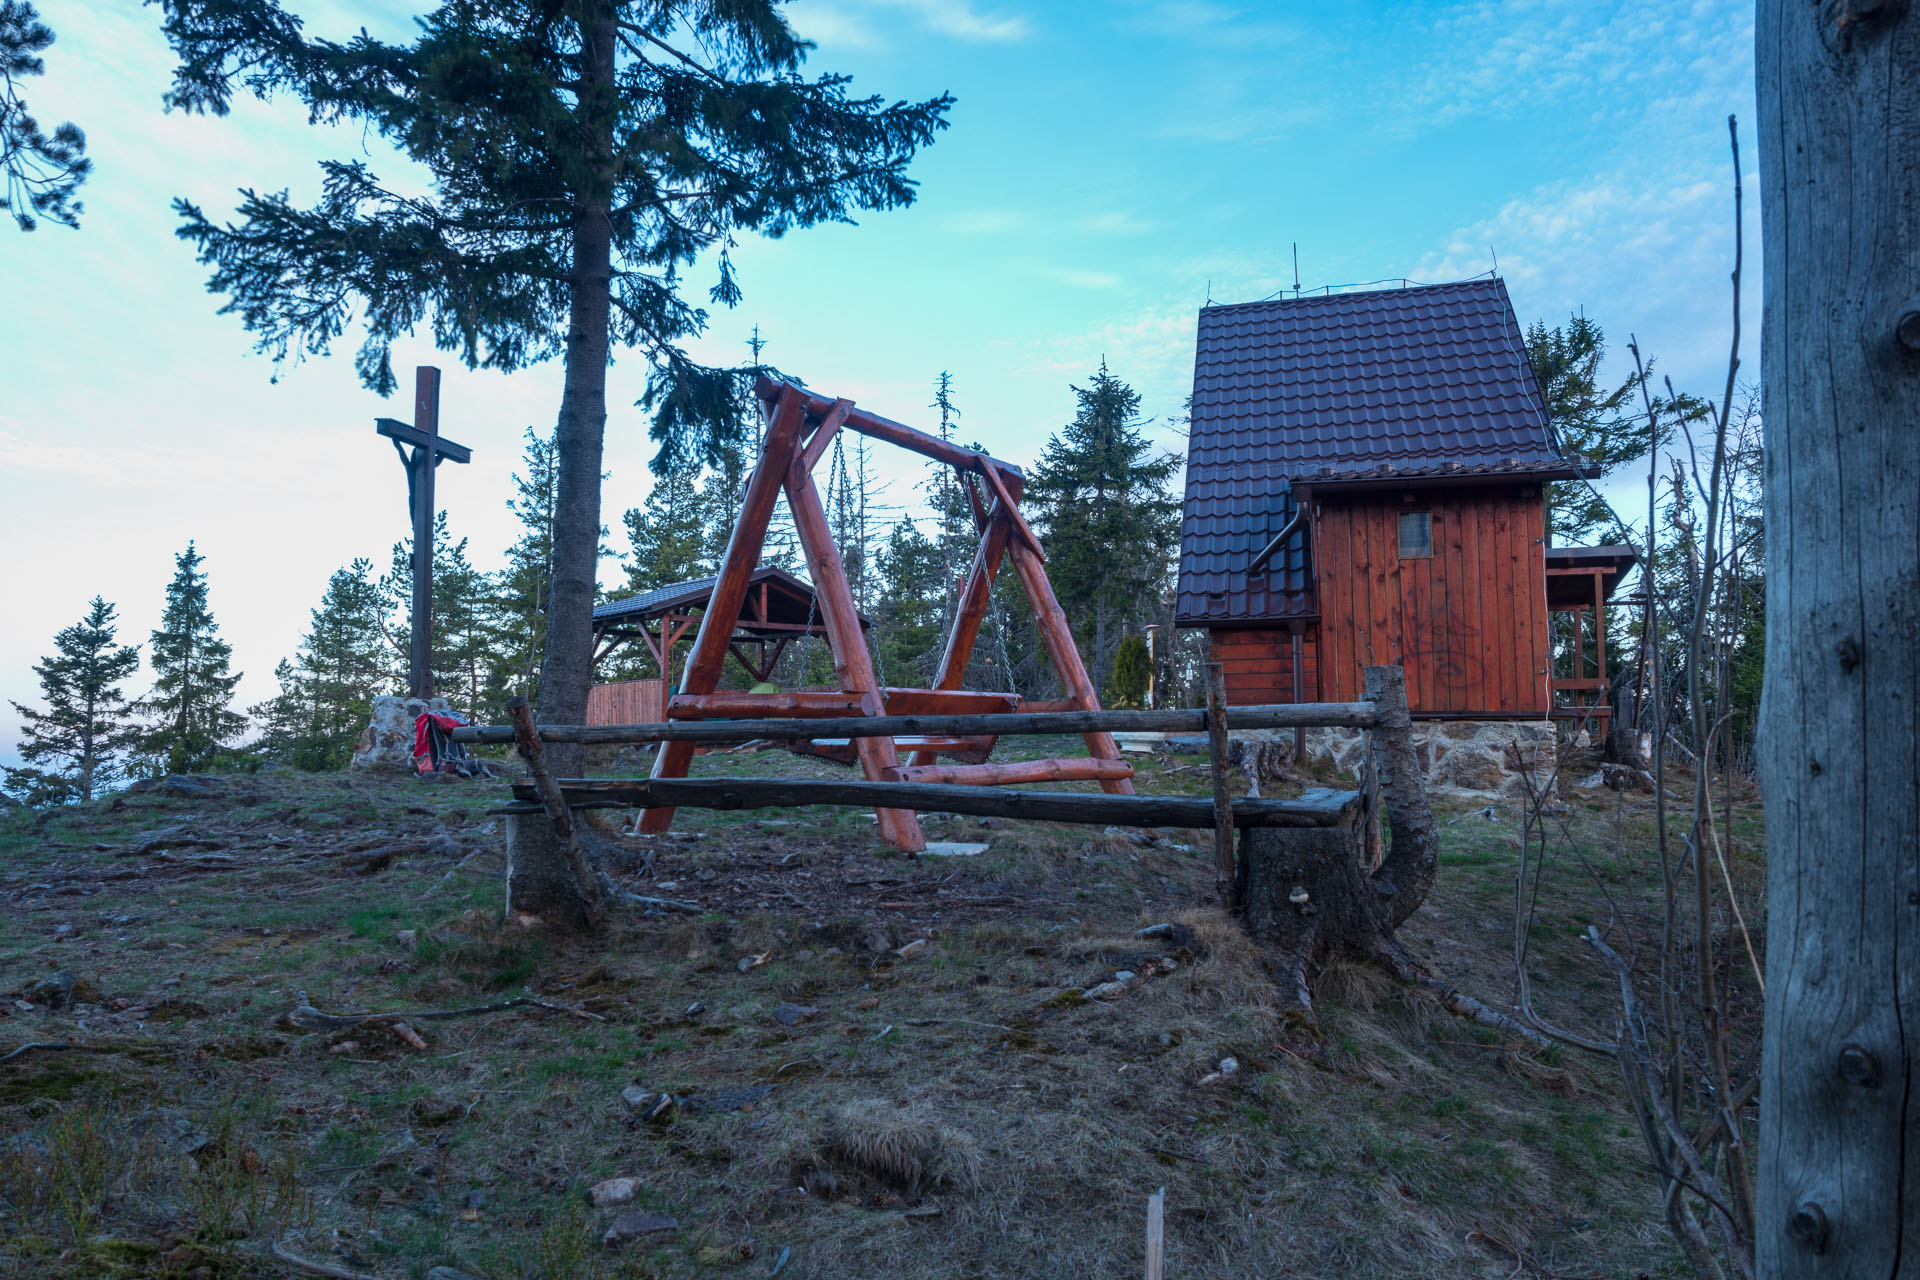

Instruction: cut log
[505,777,1358,829]
[881,688,1020,716]
[882,758,1135,786]
[669,691,868,718]
[450,702,1386,746]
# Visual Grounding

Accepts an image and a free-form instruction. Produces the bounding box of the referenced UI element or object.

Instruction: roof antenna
[1292,243,1300,297]
[1205,277,1213,306]
[1489,246,1499,277]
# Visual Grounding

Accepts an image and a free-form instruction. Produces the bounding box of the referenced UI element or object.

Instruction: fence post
[1144,1187,1165,1280]
[1205,662,1235,909]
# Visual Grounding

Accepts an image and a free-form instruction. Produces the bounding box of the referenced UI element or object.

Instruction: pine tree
[1526,316,1702,546]
[254,561,397,769]
[3,596,140,804]
[1,1,90,231]
[624,464,708,593]
[920,371,975,633]
[1027,360,1181,689]
[157,1,951,809]
[495,428,559,702]
[431,535,496,717]
[140,543,245,774]
[873,518,946,683]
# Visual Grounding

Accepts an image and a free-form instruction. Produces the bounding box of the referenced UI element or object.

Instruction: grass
[0,739,1747,1278]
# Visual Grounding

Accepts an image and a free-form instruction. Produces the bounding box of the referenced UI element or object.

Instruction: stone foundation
[1244,719,1560,798]
[350,695,454,773]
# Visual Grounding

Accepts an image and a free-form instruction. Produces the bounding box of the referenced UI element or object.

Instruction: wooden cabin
[1174,279,1635,719]
[587,566,857,725]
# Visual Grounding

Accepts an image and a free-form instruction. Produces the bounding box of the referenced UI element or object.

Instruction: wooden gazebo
[586,567,856,726]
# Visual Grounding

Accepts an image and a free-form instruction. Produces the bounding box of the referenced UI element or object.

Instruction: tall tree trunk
[1756,5,1919,1275]
[512,6,616,927]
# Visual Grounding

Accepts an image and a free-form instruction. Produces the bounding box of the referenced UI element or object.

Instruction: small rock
[895,939,930,960]
[410,1095,465,1126]
[603,1211,678,1246]
[396,930,418,950]
[920,841,989,858]
[461,1190,487,1211]
[738,952,770,973]
[860,927,893,955]
[24,969,78,1010]
[683,1001,706,1018]
[772,1003,819,1027]
[329,1040,360,1055]
[129,1108,211,1157]
[1218,1056,1240,1076]
[589,1176,640,1207]
[620,1084,656,1111]
[1086,980,1130,1000]
[51,924,74,940]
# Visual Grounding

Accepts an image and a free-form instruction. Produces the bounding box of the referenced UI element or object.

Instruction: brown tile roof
[1175,278,1580,625]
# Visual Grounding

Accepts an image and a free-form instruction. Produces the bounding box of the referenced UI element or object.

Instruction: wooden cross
[375,366,472,700]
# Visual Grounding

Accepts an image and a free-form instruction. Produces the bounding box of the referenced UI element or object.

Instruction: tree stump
[1236,665,1437,1023]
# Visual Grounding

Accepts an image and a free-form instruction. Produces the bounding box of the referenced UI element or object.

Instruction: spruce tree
[624,464,708,594]
[495,428,560,701]
[1106,631,1151,710]
[920,371,974,632]
[1,1,89,231]
[1027,360,1181,689]
[873,517,945,684]
[3,596,140,804]
[157,0,951,803]
[141,543,246,774]
[254,558,392,769]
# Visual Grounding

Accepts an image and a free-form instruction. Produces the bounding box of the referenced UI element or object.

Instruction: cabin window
[1399,511,1432,558]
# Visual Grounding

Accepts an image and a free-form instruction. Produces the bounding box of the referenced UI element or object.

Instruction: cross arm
[376,418,472,464]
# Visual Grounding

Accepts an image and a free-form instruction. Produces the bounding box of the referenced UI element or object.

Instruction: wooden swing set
[638,375,1134,852]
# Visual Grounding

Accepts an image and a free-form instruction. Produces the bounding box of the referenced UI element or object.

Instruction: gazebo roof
[592,565,868,634]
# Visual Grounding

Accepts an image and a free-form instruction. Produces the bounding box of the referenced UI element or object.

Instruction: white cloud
[792,0,1032,49]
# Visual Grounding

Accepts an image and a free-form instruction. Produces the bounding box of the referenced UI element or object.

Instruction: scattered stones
[895,939,930,960]
[602,1211,678,1247]
[589,1176,640,1207]
[680,1086,773,1115]
[1198,1057,1241,1087]
[125,775,227,799]
[128,1108,211,1157]
[772,1003,819,1027]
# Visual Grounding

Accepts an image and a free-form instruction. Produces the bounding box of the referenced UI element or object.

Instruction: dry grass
[0,748,1725,1278]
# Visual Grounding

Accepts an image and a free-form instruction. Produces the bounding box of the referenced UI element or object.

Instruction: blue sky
[0,0,1756,761]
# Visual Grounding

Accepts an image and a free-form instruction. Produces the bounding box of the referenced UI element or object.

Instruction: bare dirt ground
[0,737,1763,1279]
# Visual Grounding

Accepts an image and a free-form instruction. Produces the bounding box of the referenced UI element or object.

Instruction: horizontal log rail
[499,777,1361,830]
[883,757,1136,786]
[448,701,1385,746]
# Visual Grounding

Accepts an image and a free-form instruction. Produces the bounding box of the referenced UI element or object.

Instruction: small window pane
[1399,511,1432,558]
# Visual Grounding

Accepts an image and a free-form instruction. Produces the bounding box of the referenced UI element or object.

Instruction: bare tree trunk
[536,5,616,781]
[1237,666,1438,1018]
[512,5,616,927]
[1756,4,1920,1275]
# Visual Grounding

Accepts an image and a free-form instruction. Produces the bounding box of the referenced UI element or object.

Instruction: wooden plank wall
[1208,628,1319,706]
[1312,488,1548,715]
[586,679,666,727]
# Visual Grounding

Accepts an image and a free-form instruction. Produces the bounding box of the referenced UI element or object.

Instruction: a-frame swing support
[639,376,1134,852]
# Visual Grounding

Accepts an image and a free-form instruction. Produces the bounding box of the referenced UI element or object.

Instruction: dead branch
[279,996,605,1033]
[268,1239,384,1280]
[1376,945,1556,1051]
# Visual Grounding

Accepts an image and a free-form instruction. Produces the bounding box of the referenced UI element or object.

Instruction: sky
[0,0,1757,764]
